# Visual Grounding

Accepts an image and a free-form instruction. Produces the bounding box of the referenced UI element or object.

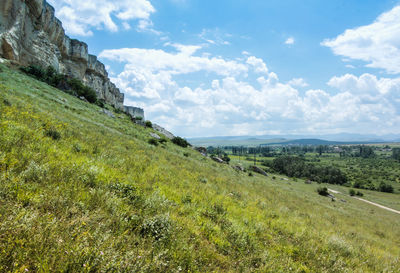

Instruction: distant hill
[188,137,287,147]
[189,136,391,147]
[260,138,384,146]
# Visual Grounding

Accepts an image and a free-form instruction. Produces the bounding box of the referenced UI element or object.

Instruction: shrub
[183,152,189,157]
[148,138,159,146]
[68,78,97,103]
[3,99,11,106]
[20,65,45,79]
[73,143,82,153]
[21,65,98,103]
[114,108,123,114]
[222,154,231,163]
[181,195,192,204]
[378,182,394,193]
[172,136,191,148]
[145,120,153,128]
[109,183,142,204]
[317,187,329,196]
[349,189,355,196]
[135,116,143,121]
[44,66,63,87]
[140,215,172,241]
[203,204,226,222]
[95,99,106,108]
[199,177,208,184]
[356,191,364,197]
[44,128,61,140]
[393,148,400,161]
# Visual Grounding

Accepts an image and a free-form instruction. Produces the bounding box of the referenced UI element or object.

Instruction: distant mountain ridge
[188,134,400,147]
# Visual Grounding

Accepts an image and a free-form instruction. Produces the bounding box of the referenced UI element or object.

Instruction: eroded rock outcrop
[152,124,175,140]
[124,106,145,120]
[0,0,124,109]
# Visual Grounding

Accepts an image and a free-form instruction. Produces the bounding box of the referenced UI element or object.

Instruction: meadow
[0,62,400,272]
[225,146,400,194]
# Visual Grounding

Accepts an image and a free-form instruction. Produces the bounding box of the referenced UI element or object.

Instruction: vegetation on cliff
[0,63,400,272]
[21,65,98,103]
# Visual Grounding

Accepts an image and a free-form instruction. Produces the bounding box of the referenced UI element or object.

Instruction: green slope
[0,63,399,272]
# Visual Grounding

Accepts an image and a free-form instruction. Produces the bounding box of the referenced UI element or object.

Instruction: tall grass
[0,63,399,272]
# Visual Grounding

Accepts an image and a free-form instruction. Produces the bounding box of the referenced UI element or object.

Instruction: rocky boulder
[249,165,268,176]
[233,165,245,172]
[211,156,225,164]
[150,133,161,139]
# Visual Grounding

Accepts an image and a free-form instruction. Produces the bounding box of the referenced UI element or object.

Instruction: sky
[47,0,400,137]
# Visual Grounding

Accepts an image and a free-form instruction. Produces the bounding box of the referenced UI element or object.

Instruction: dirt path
[328,189,400,215]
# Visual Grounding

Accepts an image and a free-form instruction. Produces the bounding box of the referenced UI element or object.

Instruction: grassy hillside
[0,62,400,272]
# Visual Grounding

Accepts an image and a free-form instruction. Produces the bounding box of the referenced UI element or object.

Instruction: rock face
[152,124,175,140]
[0,0,124,110]
[124,106,145,120]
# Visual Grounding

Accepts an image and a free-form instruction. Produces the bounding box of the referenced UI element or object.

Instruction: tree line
[268,155,348,185]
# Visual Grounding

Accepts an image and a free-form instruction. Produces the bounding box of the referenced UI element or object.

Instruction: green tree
[392,148,400,161]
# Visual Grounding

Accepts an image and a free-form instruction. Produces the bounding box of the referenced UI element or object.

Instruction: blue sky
[48,0,400,137]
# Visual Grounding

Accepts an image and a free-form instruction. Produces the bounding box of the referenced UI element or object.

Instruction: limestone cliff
[0,0,124,110]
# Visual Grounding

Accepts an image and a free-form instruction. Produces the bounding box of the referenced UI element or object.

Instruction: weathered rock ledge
[0,0,124,109]
[124,106,145,120]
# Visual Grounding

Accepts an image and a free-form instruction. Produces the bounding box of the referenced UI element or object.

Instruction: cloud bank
[100,44,400,137]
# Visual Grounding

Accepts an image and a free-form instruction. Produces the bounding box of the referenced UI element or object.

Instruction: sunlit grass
[0,63,399,272]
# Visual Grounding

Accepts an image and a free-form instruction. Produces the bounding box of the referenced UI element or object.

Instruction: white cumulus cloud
[47,0,156,36]
[288,78,309,87]
[285,37,295,45]
[322,5,400,74]
[246,56,269,75]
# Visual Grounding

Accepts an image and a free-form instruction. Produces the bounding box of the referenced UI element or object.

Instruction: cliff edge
[0,0,124,110]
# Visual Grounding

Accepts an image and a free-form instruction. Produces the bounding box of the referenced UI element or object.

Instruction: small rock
[211,156,225,164]
[249,165,268,176]
[233,165,245,172]
[100,109,115,118]
[150,133,161,139]
[195,147,207,156]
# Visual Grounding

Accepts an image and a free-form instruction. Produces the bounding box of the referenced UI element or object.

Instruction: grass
[0,62,400,272]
